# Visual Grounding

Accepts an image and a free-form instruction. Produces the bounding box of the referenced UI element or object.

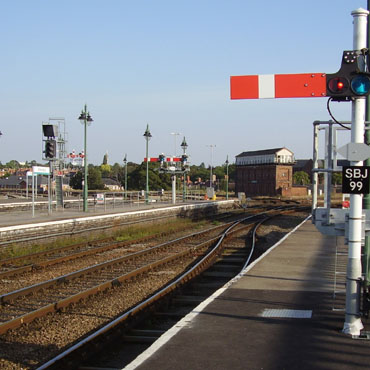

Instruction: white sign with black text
[342,166,370,194]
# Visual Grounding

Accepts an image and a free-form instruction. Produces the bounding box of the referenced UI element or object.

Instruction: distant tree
[100,163,111,178]
[128,162,171,191]
[111,163,122,182]
[189,165,209,183]
[69,171,82,190]
[102,152,109,165]
[88,167,105,190]
[228,164,236,182]
[213,165,225,180]
[70,167,105,190]
[293,171,310,185]
[5,160,20,169]
[332,172,342,185]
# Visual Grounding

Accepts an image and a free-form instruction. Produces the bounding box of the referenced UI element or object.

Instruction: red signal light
[327,77,349,94]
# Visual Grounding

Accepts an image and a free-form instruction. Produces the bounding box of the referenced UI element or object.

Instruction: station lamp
[78,104,94,212]
[326,50,370,100]
[143,124,152,204]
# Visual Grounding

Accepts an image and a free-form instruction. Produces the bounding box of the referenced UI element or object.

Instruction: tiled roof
[236,147,290,157]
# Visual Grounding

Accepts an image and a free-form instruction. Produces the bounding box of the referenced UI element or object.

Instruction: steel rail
[0,224,192,278]
[0,237,219,336]
[36,213,261,369]
[0,217,254,333]
[0,210,245,275]
[0,219,236,283]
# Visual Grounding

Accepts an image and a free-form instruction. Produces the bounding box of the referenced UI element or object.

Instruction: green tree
[189,164,209,183]
[70,167,105,190]
[88,167,105,190]
[69,171,82,190]
[5,160,20,169]
[332,172,342,185]
[102,152,108,165]
[100,163,111,178]
[111,163,122,183]
[128,162,171,191]
[293,171,310,185]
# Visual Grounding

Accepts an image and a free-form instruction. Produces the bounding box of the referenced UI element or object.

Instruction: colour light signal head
[350,75,370,95]
[326,50,370,101]
[327,77,349,94]
[44,139,56,159]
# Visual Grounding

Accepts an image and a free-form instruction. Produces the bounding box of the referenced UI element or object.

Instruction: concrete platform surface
[125,220,370,370]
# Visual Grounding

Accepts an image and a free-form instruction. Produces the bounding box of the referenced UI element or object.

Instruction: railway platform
[0,199,206,228]
[124,219,370,370]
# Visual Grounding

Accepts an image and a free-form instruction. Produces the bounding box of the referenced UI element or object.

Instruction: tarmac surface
[0,198,201,228]
[123,219,370,370]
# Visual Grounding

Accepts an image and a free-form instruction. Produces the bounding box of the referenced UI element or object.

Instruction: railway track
[0,205,308,369]
[0,207,256,275]
[0,218,252,333]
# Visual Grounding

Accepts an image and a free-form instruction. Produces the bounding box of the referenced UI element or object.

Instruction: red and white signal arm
[230,73,327,99]
[144,157,182,162]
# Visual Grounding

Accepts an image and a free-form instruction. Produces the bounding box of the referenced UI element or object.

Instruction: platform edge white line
[122,215,311,370]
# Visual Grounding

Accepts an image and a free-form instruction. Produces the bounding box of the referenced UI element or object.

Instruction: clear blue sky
[0,0,367,167]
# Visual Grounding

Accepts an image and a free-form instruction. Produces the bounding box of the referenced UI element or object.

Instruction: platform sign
[96,193,105,204]
[342,166,370,194]
[32,166,50,175]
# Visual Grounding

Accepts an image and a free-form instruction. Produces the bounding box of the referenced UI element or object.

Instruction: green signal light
[351,75,370,96]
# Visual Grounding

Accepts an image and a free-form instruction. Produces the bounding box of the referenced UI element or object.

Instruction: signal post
[144,154,189,205]
[230,8,370,336]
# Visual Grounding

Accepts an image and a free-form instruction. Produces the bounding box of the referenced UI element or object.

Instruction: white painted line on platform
[122,215,311,370]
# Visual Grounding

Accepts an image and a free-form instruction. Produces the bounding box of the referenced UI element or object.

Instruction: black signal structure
[158,154,165,167]
[326,50,370,101]
[44,139,57,159]
[181,154,188,171]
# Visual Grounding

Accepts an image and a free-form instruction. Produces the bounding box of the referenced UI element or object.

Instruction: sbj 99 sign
[342,166,370,194]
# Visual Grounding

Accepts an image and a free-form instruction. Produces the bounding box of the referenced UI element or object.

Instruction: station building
[235,147,303,197]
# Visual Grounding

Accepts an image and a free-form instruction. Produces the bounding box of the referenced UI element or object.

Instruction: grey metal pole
[171,175,176,204]
[207,144,216,188]
[143,125,151,204]
[226,155,229,200]
[48,164,52,216]
[364,0,370,298]
[124,154,128,201]
[32,173,35,218]
[78,105,93,212]
[181,138,188,202]
[146,138,149,203]
[83,110,88,212]
[312,122,319,211]
[343,7,369,336]
[324,124,333,209]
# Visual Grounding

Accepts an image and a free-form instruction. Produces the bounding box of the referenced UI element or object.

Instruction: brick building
[235,147,298,197]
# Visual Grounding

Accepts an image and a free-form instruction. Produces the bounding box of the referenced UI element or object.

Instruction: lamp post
[123,154,128,201]
[143,124,152,204]
[78,104,93,212]
[181,137,188,202]
[207,144,216,188]
[225,155,229,200]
